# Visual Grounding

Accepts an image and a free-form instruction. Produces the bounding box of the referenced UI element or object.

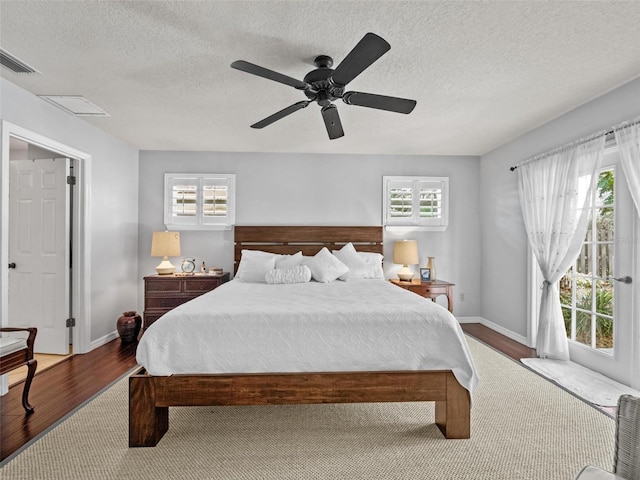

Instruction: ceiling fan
[230,32,417,140]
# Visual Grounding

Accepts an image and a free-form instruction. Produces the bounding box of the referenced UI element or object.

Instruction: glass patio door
[560,146,637,388]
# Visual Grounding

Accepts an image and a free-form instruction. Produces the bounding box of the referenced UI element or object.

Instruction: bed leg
[129,374,168,447]
[435,372,470,439]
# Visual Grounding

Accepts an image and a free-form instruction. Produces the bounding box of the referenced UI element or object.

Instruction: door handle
[8,262,16,269]
[610,276,632,284]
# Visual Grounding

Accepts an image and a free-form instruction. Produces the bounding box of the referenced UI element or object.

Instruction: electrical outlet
[459,293,465,301]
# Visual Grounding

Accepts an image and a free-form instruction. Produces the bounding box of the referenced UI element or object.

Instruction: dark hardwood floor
[1,338,139,462]
[461,323,537,360]
[0,323,534,463]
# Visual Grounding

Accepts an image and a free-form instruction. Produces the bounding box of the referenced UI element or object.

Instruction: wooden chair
[576,394,640,480]
[0,327,37,414]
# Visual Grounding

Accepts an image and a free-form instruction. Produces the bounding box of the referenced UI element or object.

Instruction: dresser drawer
[145,296,191,310]
[143,312,164,329]
[409,285,447,297]
[183,278,221,293]
[145,278,181,293]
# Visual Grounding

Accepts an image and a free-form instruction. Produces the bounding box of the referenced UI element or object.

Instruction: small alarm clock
[181,258,196,275]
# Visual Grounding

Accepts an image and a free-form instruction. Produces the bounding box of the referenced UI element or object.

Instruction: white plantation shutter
[164,174,235,230]
[417,179,447,225]
[169,178,198,223]
[388,183,413,219]
[383,176,449,230]
[202,178,230,225]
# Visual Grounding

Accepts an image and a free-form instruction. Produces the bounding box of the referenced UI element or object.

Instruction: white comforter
[136,279,479,393]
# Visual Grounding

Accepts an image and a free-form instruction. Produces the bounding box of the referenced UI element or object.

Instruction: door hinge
[66,317,76,327]
[67,175,76,185]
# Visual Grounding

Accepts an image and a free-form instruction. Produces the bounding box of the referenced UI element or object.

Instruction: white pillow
[275,251,304,269]
[305,247,349,283]
[357,251,385,279]
[332,243,371,281]
[235,250,277,283]
[265,265,312,284]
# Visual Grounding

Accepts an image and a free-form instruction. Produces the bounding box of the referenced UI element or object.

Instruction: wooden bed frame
[129,226,470,447]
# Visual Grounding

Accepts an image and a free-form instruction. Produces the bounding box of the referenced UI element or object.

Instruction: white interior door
[9,157,70,354]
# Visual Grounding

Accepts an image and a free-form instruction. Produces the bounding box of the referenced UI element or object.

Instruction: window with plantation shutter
[164,174,235,230]
[383,176,449,230]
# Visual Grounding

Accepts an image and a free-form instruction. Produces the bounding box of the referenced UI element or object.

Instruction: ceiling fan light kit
[231,33,417,140]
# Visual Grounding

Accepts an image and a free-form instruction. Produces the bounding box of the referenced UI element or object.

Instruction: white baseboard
[456,316,484,324]
[88,331,119,352]
[458,316,532,348]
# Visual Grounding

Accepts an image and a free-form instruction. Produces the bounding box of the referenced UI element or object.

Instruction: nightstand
[143,273,230,329]
[390,278,455,313]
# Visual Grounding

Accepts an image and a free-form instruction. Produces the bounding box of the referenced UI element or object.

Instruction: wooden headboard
[234,226,383,272]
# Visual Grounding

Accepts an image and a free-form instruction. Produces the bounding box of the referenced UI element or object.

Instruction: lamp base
[155,257,176,275]
[397,266,414,281]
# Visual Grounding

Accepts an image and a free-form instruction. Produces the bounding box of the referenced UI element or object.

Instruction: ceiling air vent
[37,95,110,117]
[0,48,40,74]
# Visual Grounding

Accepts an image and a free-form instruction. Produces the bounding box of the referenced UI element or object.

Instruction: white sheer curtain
[614,121,640,217]
[518,136,605,360]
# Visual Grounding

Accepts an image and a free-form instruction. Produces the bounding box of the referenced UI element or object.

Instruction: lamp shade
[393,240,419,265]
[151,231,181,275]
[151,231,181,257]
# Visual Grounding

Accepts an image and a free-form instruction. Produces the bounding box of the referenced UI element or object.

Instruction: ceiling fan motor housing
[303,56,344,106]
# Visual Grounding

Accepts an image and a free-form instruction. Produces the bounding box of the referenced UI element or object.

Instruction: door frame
[1,120,92,355]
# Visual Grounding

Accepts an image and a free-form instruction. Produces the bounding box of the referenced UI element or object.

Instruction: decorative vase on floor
[116,311,142,343]
[426,257,436,281]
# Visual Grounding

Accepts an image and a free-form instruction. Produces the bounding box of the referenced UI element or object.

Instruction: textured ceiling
[1,1,639,156]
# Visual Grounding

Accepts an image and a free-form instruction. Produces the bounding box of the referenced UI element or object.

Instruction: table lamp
[151,231,181,275]
[393,239,419,281]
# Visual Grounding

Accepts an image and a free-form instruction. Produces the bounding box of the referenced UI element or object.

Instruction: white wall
[138,151,482,316]
[0,78,140,349]
[480,76,640,342]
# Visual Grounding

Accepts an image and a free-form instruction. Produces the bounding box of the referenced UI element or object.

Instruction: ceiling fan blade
[231,60,308,90]
[250,101,310,129]
[329,33,390,87]
[321,104,344,140]
[342,91,416,114]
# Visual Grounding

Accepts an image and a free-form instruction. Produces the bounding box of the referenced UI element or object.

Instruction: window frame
[382,176,449,231]
[164,173,236,231]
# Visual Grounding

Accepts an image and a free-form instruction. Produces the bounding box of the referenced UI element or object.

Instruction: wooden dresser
[143,273,230,329]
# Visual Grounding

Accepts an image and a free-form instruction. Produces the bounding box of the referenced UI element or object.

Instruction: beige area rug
[1,338,615,480]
